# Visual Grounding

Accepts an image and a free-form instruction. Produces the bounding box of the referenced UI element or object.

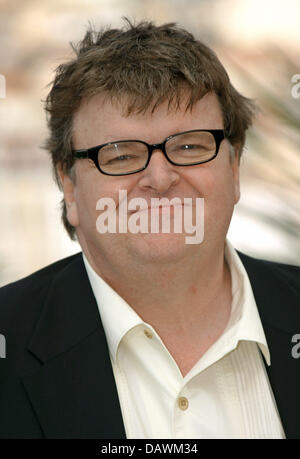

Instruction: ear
[230,144,241,205]
[57,166,80,227]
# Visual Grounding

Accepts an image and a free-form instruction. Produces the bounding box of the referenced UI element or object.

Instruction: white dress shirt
[82,239,285,439]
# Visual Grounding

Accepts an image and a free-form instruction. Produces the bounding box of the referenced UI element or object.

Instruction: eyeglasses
[72,129,225,176]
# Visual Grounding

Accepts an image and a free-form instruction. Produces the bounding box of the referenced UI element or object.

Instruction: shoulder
[0,252,83,325]
[236,250,300,331]
[237,250,300,287]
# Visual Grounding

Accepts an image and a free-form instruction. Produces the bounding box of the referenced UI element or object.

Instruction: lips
[129,203,185,215]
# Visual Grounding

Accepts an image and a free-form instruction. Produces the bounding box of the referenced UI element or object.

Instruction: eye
[180,144,202,150]
[105,154,139,165]
[176,144,207,153]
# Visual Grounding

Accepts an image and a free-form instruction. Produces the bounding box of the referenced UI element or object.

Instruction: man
[0,19,299,439]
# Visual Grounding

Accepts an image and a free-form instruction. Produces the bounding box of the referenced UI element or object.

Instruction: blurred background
[0,0,299,286]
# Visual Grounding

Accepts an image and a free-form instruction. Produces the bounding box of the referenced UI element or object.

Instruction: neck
[81,236,232,339]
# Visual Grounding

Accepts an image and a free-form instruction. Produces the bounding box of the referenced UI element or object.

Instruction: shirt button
[144,329,153,339]
[178,396,189,410]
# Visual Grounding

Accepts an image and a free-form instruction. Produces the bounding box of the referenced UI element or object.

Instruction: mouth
[129,203,186,215]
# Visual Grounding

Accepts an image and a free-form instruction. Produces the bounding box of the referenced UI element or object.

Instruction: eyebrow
[93,129,189,144]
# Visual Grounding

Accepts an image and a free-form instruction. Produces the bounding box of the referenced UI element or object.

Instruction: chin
[126,231,196,263]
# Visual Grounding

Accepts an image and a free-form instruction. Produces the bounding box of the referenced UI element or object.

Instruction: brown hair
[43,18,256,240]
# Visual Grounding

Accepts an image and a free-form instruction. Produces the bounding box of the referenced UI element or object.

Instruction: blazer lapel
[238,251,300,439]
[22,253,126,439]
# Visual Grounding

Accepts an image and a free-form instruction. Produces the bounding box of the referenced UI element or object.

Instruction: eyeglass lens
[98,131,217,175]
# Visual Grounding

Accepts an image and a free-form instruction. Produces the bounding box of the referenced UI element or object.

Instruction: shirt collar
[224,239,270,366]
[82,239,271,366]
[82,253,144,362]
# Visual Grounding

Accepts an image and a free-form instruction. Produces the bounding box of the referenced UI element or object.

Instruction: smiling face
[58,91,240,271]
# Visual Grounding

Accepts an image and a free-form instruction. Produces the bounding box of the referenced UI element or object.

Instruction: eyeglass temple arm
[73,150,89,158]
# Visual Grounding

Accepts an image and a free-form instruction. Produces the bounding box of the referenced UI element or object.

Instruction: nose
[137,148,180,194]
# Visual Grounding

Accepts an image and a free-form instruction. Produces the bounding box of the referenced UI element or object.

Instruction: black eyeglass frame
[72,129,225,176]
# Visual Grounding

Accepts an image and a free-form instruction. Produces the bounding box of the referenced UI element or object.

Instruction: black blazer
[0,250,300,439]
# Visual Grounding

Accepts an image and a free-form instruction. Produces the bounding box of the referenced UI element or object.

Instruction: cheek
[189,165,236,221]
[74,173,130,234]
[215,172,236,202]
[74,180,103,232]
[189,165,231,199]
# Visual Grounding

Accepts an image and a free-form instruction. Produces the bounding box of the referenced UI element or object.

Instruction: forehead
[72,91,224,147]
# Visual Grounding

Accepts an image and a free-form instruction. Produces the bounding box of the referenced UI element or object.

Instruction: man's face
[60,91,240,268]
